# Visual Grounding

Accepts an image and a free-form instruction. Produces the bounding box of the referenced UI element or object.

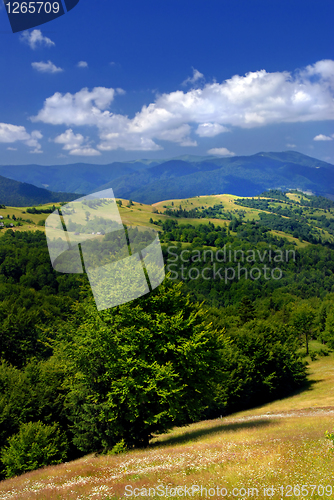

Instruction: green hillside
[5,188,334,248]
[0,175,78,207]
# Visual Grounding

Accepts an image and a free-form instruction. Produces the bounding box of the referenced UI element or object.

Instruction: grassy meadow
[0,347,333,500]
[0,193,314,250]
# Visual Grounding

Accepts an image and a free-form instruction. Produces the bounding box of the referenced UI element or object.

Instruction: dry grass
[1,353,334,499]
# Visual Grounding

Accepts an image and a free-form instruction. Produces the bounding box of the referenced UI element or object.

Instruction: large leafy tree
[62,281,225,451]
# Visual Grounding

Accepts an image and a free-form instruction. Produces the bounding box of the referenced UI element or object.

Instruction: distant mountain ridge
[99,151,334,203]
[0,161,156,195]
[1,151,333,204]
[0,175,78,207]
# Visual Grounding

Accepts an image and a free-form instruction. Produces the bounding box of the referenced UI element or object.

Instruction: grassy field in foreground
[1,350,334,500]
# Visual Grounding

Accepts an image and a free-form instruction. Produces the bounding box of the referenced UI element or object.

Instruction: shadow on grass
[149,376,327,449]
[150,418,275,448]
[235,377,321,415]
[269,377,320,403]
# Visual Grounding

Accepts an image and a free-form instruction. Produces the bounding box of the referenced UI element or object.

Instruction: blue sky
[0,0,333,165]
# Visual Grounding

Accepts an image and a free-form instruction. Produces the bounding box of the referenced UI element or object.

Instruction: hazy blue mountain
[0,161,157,194]
[1,151,333,204]
[0,175,78,206]
[101,151,334,203]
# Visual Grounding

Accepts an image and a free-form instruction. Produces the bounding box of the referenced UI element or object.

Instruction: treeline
[259,189,290,201]
[163,206,200,218]
[26,205,57,215]
[297,193,334,210]
[160,219,292,247]
[163,204,245,221]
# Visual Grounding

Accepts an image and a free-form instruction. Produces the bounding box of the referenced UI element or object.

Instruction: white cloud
[20,29,55,49]
[207,147,236,156]
[32,60,334,152]
[196,123,229,137]
[0,123,42,152]
[53,128,101,156]
[32,61,63,73]
[0,123,29,143]
[77,61,88,68]
[7,147,17,151]
[313,134,333,141]
[303,60,334,84]
[69,147,101,156]
[286,143,297,148]
[54,128,85,149]
[182,68,204,86]
[33,87,117,125]
[98,134,162,152]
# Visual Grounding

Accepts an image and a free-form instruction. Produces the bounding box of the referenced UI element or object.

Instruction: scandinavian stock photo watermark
[166,245,296,283]
[45,188,165,311]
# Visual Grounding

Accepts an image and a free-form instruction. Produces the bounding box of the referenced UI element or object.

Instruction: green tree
[62,281,225,451]
[291,303,315,355]
[1,421,68,478]
[238,296,256,325]
[0,358,71,456]
[214,321,307,413]
[0,362,37,451]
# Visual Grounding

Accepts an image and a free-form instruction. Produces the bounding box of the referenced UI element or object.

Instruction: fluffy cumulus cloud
[32,60,334,153]
[196,122,229,137]
[32,61,63,73]
[77,61,88,68]
[207,147,235,157]
[0,123,42,153]
[53,128,100,156]
[20,29,55,49]
[313,134,333,141]
[33,87,117,126]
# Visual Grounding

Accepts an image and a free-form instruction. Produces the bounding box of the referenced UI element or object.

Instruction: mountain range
[1,151,334,205]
